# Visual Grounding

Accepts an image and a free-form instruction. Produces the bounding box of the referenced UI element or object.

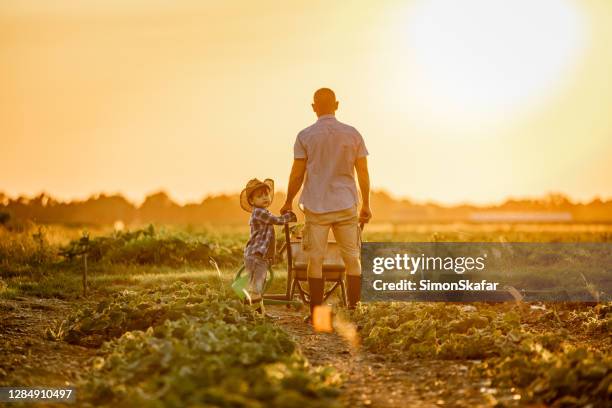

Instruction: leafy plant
[72,283,341,407]
[351,302,611,406]
[55,282,226,347]
[59,226,244,268]
[352,302,525,359]
[476,346,611,406]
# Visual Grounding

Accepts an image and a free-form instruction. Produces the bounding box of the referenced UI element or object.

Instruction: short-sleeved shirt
[294,114,368,214]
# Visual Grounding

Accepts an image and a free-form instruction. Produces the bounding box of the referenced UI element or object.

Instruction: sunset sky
[2,0,611,205]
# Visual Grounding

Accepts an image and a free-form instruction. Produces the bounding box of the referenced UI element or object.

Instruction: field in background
[2,221,610,297]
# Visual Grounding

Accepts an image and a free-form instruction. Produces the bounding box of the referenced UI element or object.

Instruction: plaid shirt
[244,207,297,261]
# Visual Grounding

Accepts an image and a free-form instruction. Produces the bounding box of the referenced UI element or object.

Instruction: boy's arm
[252,208,297,225]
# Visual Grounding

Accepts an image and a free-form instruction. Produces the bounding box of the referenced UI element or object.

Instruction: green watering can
[231,264,273,301]
[231,264,301,308]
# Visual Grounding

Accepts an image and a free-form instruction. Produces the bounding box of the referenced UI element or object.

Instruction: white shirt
[294,114,369,214]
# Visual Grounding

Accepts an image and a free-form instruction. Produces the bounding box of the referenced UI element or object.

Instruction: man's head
[312,88,338,117]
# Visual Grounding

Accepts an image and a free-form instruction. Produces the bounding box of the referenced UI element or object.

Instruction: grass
[0,264,292,301]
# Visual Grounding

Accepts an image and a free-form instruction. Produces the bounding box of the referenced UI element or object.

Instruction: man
[280,88,371,321]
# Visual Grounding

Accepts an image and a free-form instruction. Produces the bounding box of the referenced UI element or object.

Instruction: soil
[0,297,96,388]
[268,304,515,408]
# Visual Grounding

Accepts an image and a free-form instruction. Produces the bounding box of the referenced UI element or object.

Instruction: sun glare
[396,0,587,128]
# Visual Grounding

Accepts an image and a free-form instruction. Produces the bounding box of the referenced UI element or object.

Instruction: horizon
[1,188,609,208]
[2,0,612,204]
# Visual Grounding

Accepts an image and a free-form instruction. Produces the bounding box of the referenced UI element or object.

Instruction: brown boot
[307,277,325,323]
[346,275,361,309]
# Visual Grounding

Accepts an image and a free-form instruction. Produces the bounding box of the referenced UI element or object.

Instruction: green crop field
[0,222,610,407]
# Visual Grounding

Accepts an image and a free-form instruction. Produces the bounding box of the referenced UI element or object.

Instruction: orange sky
[1,0,611,205]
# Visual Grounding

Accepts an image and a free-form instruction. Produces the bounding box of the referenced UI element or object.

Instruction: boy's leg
[252,257,269,296]
[244,255,268,301]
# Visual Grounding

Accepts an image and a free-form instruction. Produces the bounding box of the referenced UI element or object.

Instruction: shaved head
[312,88,338,116]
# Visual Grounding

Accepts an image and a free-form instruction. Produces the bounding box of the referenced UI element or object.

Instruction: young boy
[240,178,297,302]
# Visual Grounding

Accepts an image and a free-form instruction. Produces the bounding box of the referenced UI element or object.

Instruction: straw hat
[240,178,274,212]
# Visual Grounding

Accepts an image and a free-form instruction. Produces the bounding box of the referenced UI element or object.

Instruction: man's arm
[280,159,306,214]
[355,157,372,223]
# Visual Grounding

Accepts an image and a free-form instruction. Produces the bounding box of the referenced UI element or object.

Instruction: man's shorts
[302,205,361,270]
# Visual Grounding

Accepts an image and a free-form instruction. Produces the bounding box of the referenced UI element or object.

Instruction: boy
[240,178,297,302]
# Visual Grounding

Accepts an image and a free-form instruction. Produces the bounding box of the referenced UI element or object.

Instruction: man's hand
[280,201,293,214]
[359,205,372,224]
[355,157,371,224]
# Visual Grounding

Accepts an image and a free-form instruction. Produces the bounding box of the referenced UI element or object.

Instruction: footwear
[243,296,262,305]
[307,277,325,318]
[244,288,263,304]
[254,307,279,320]
[346,275,361,309]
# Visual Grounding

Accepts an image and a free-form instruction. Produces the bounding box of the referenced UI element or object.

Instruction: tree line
[1,190,611,226]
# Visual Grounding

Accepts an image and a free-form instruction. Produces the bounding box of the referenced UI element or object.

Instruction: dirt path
[0,297,96,388]
[269,305,499,408]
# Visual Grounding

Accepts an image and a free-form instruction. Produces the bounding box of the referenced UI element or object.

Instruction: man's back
[294,114,368,213]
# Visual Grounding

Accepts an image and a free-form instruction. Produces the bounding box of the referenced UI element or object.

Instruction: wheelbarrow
[233,221,365,307]
[286,222,365,307]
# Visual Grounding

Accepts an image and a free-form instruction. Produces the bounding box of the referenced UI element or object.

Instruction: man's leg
[331,207,362,309]
[303,212,331,319]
